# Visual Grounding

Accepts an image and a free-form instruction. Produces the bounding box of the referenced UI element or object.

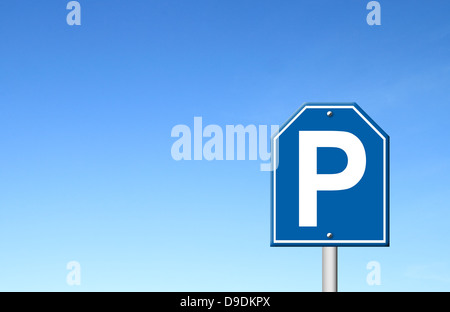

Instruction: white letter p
[298,131,366,227]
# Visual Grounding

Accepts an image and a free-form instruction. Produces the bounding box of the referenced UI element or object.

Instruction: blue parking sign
[271,103,389,246]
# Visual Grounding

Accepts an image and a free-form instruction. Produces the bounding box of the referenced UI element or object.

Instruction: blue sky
[0,0,449,291]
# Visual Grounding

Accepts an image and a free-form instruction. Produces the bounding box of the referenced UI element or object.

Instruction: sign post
[322,247,337,292]
[271,103,389,292]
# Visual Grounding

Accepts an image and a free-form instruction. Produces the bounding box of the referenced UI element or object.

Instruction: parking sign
[271,103,389,246]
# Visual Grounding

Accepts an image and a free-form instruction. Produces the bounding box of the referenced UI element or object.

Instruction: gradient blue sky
[0,1,449,291]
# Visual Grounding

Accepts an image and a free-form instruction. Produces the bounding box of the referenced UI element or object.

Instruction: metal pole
[322,247,337,292]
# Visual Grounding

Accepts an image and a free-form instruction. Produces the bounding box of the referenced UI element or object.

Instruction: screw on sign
[271,103,389,292]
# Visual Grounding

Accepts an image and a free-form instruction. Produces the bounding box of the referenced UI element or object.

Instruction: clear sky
[0,1,449,291]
